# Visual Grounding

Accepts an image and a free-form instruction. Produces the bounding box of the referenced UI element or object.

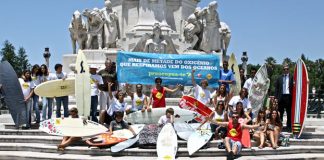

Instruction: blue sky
[0,0,323,70]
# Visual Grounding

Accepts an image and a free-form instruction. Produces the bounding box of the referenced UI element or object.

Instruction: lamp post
[43,47,51,68]
[241,51,248,77]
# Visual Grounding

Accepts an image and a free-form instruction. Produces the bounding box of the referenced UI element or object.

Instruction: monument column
[43,47,51,68]
[134,0,170,31]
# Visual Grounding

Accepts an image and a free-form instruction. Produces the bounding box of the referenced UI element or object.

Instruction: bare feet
[258,145,264,149]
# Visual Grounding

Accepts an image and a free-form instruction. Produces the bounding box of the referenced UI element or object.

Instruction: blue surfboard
[0,61,27,127]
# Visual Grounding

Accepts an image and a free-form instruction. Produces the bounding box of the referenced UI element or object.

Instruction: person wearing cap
[89,64,103,123]
[275,64,293,132]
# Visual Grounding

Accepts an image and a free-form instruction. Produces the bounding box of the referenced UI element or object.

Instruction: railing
[308,92,324,118]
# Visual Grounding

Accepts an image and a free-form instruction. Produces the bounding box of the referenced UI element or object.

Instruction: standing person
[125,83,148,114]
[89,65,103,123]
[148,77,181,110]
[48,64,68,118]
[219,60,235,93]
[274,64,293,132]
[191,69,212,106]
[243,67,257,92]
[239,68,246,89]
[31,64,41,124]
[98,59,118,111]
[39,64,52,121]
[210,112,260,160]
[99,82,126,127]
[19,70,35,129]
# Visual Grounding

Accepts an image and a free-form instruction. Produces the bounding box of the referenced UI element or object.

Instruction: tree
[16,47,31,76]
[282,57,292,66]
[265,57,276,65]
[0,40,18,71]
[0,40,31,76]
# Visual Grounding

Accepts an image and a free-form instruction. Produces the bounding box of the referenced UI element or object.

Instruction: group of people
[19,57,293,159]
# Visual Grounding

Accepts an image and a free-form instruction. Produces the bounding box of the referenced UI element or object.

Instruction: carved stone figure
[137,0,169,28]
[83,8,105,49]
[183,7,203,50]
[198,1,222,53]
[101,0,120,49]
[69,10,87,54]
[220,22,231,56]
[133,23,177,54]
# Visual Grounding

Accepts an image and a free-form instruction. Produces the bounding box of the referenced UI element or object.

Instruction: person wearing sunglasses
[274,64,293,132]
[208,111,261,160]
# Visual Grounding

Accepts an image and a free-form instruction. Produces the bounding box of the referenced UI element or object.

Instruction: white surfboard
[34,78,75,98]
[125,106,195,124]
[174,122,195,141]
[187,124,212,155]
[112,124,145,139]
[248,64,270,116]
[157,123,178,160]
[111,124,145,152]
[39,118,107,137]
[75,50,91,117]
[228,53,241,96]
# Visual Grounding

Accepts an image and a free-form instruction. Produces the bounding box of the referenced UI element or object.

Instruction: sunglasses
[232,116,239,119]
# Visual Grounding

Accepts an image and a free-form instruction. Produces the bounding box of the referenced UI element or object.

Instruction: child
[109,111,136,136]
[158,108,175,125]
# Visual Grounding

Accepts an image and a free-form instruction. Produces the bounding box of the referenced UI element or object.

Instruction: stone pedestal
[62,49,120,76]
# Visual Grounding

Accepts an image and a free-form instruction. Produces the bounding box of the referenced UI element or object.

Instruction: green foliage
[0,40,31,76]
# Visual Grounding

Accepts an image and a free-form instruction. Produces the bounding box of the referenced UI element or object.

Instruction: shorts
[229,139,242,154]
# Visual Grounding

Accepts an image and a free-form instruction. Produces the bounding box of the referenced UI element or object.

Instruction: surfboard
[157,123,178,160]
[75,50,91,117]
[87,124,144,148]
[248,64,270,116]
[187,123,212,155]
[179,96,212,122]
[173,122,195,141]
[125,106,195,124]
[39,118,107,137]
[228,53,241,96]
[291,58,309,138]
[0,61,27,127]
[34,78,75,97]
[111,124,145,152]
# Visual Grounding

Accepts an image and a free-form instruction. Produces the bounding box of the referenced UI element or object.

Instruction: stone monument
[63,0,230,74]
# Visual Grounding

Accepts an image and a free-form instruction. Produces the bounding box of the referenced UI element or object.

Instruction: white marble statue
[183,7,203,50]
[133,23,177,54]
[69,10,87,54]
[137,0,168,28]
[82,8,105,49]
[101,0,120,49]
[220,21,231,56]
[198,1,222,53]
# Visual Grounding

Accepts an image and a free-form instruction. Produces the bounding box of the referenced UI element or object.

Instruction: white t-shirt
[194,85,211,105]
[107,97,127,116]
[39,75,48,83]
[19,78,35,98]
[48,72,67,80]
[90,74,103,96]
[128,93,147,112]
[228,95,251,111]
[243,77,253,92]
[31,75,40,86]
[158,115,172,125]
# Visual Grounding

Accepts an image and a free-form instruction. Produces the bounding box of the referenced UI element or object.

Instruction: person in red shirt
[147,77,181,111]
[210,112,260,160]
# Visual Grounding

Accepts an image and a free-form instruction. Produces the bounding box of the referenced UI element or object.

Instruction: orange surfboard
[86,133,127,147]
[179,96,212,122]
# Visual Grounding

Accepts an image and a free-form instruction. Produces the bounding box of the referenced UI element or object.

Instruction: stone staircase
[0,98,324,159]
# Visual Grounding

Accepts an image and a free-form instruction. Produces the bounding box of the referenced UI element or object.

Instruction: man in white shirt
[243,67,257,92]
[275,64,293,132]
[191,69,212,106]
[228,88,252,113]
[89,65,103,122]
[48,64,69,118]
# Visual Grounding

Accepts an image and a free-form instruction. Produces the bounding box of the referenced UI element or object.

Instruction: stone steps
[0,143,324,157]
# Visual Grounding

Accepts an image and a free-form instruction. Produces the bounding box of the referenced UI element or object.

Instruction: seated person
[266,110,282,149]
[109,111,136,136]
[57,107,82,151]
[252,109,267,149]
[158,108,175,126]
[125,83,148,114]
